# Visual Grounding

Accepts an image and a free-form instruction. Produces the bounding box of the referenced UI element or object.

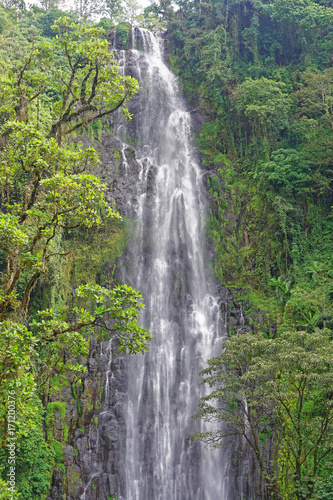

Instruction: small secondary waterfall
[110,29,228,500]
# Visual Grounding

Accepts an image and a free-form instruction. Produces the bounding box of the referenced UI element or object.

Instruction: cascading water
[111,29,229,500]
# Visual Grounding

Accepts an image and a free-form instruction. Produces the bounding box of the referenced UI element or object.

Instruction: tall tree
[194,331,333,499]
[0,18,148,453]
[100,0,124,23]
[0,18,139,144]
[39,0,62,11]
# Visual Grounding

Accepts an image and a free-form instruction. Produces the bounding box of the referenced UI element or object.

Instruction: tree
[122,0,141,25]
[0,14,148,457]
[137,9,167,31]
[100,0,124,23]
[39,0,62,11]
[0,0,25,15]
[194,331,333,499]
[292,69,333,193]
[264,0,333,58]
[0,18,139,144]
[317,475,333,499]
[0,122,150,437]
[50,18,139,142]
[74,0,99,19]
[295,69,333,130]
[0,122,110,318]
[233,77,292,149]
[260,149,310,196]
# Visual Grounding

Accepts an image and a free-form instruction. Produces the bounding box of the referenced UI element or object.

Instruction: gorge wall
[47,28,267,500]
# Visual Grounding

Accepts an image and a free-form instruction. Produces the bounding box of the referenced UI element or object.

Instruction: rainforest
[0,0,333,499]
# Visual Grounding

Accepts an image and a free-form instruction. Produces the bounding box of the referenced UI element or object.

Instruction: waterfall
[108,28,229,500]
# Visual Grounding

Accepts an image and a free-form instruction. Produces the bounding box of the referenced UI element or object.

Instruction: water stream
[112,28,228,500]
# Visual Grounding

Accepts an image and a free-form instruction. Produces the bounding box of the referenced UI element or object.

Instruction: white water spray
[111,28,229,500]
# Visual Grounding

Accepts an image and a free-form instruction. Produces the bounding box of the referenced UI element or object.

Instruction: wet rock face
[47,137,143,500]
[46,172,270,500]
[77,339,128,500]
[47,335,129,500]
[218,288,273,500]
[48,30,272,500]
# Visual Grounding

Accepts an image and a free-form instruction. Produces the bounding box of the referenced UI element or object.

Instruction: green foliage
[0,121,120,319]
[15,404,54,499]
[317,476,333,499]
[0,321,38,440]
[161,0,333,495]
[0,480,20,499]
[0,6,11,35]
[0,17,139,143]
[35,8,78,38]
[116,21,130,48]
[45,402,66,464]
[270,275,292,304]
[260,149,310,195]
[0,6,148,496]
[194,330,333,498]
[0,398,54,500]
[165,0,333,296]
[234,77,292,148]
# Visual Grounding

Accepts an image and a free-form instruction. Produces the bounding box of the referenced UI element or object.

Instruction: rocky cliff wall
[46,41,272,500]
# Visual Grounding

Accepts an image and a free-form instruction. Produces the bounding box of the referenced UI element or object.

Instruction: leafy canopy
[0,12,149,459]
[194,330,333,499]
[0,17,139,144]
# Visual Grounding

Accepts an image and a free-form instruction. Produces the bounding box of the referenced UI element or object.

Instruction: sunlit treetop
[0,17,140,144]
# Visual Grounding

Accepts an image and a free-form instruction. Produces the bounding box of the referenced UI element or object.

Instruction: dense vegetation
[1,0,333,498]
[0,4,150,498]
[149,0,333,497]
